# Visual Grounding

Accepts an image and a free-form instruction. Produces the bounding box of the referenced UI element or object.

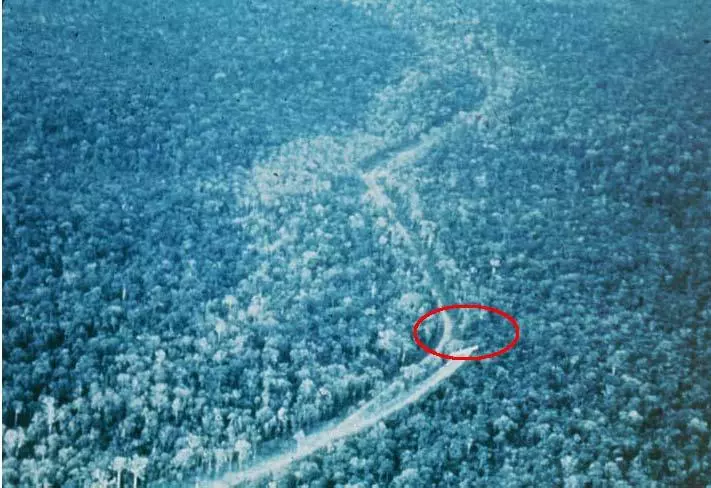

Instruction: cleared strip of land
[209,2,523,484]
[209,122,472,488]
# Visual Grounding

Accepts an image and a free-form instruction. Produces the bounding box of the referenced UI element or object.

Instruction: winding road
[211,132,477,487]
[208,1,524,485]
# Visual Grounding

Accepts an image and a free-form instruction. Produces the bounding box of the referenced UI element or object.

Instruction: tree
[277,406,289,433]
[111,456,127,488]
[215,318,227,342]
[171,397,182,421]
[128,456,147,488]
[3,427,25,457]
[294,430,306,452]
[172,447,193,474]
[21,459,41,487]
[294,461,320,483]
[91,469,112,488]
[34,444,47,462]
[41,396,57,433]
[234,439,252,469]
[13,401,23,427]
[377,457,395,484]
[214,448,229,475]
[187,434,207,472]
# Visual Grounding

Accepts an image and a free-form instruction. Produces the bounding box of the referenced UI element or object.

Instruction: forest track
[209,110,478,488]
[208,1,523,485]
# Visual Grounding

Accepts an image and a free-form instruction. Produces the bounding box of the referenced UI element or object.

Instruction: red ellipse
[412,303,520,361]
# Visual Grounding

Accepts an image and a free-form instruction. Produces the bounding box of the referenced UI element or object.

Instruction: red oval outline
[412,303,520,361]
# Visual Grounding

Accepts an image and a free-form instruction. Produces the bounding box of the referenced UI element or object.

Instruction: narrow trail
[209,117,491,487]
[211,122,469,488]
[209,1,525,485]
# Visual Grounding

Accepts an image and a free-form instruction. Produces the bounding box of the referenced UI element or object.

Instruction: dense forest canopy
[2,0,710,487]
